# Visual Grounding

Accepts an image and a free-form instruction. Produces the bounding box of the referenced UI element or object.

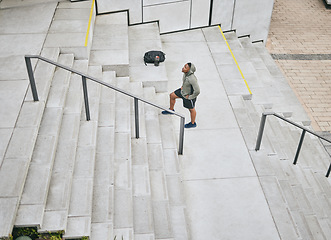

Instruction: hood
[186,63,196,75]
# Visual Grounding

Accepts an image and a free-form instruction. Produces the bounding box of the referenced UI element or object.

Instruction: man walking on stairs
[162,62,200,128]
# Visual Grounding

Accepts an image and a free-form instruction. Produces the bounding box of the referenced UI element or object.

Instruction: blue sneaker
[185,122,197,128]
[162,109,175,115]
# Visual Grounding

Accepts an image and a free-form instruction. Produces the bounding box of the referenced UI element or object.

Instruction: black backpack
[144,50,166,65]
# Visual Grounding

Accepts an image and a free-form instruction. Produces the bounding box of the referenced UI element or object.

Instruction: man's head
[182,62,192,73]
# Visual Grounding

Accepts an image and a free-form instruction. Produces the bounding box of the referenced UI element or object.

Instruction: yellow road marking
[218,25,252,95]
[85,0,95,47]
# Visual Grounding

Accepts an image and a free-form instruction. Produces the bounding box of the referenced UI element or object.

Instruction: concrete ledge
[0,197,19,238]
[39,210,67,233]
[63,217,91,239]
[103,64,129,77]
[15,204,44,228]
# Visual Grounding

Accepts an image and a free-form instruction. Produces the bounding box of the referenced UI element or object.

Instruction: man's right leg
[169,92,179,110]
[162,91,180,115]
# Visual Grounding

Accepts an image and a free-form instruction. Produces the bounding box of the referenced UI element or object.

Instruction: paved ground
[266,0,331,132]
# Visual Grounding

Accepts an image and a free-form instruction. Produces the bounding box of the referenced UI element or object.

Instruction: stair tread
[90,223,113,240]
[0,198,18,237]
[129,23,168,92]
[152,201,173,239]
[259,176,300,240]
[63,216,91,239]
[91,70,116,229]
[40,63,98,234]
[64,66,103,237]
[133,196,154,234]
[90,13,129,77]
[45,54,75,108]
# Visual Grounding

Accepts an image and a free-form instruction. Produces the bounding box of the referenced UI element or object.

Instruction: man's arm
[187,78,200,100]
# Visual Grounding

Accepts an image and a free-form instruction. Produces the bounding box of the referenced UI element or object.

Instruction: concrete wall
[96,0,274,43]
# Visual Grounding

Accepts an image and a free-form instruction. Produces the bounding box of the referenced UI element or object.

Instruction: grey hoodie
[181,63,200,100]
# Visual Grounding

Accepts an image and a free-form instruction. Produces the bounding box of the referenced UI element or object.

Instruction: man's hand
[185,95,189,99]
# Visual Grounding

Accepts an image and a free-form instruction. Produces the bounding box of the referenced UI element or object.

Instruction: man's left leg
[185,107,197,128]
[189,108,196,124]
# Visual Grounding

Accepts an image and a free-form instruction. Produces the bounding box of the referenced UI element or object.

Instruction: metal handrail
[255,112,331,177]
[25,55,185,154]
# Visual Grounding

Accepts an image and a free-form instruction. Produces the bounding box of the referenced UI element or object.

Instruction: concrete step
[252,42,311,125]
[143,87,173,239]
[160,119,189,240]
[259,176,300,239]
[131,113,155,237]
[90,12,129,76]
[143,88,162,145]
[128,81,155,238]
[115,77,131,134]
[39,63,95,234]
[44,0,96,59]
[15,58,87,229]
[142,87,190,239]
[237,37,310,125]
[129,23,168,92]
[63,65,103,239]
[203,28,252,97]
[90,71,116,240]
[113,77,134,233]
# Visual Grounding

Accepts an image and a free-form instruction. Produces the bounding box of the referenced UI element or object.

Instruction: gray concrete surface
[1,1,331,240]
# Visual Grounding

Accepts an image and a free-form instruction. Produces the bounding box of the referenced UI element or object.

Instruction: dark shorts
[174,88,197,109]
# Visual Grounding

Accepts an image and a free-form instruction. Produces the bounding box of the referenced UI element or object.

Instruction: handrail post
[82,76,90,121]
[178,117,185,155]
[25,56,39,101]
[255,113,267,151]
[326,163,331,178]
[134,98,139,139]
[293,129,306,165]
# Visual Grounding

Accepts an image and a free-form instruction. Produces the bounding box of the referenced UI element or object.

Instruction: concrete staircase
[1,3,331,240]
[227,34,331,239]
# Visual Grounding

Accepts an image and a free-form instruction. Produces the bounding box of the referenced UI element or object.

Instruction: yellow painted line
[218,25,252,95]
[85,0,95,47]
